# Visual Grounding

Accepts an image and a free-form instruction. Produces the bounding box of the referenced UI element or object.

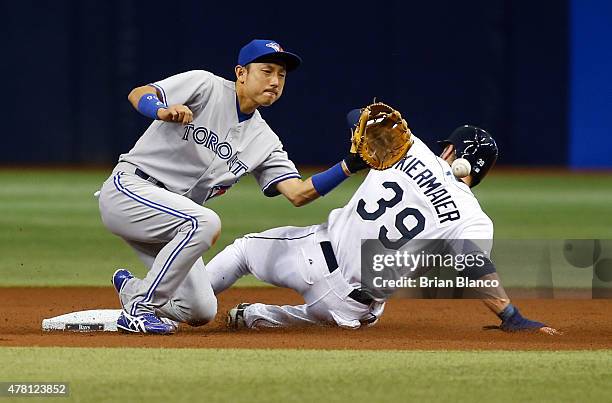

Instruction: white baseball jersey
[327,135,494,287]
[120,70,300,204]
[206,135,494,329]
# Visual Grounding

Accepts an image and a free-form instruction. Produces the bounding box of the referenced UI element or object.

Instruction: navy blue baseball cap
[238,39,302,72]
[346,108,361,129]
[438,125,498,186]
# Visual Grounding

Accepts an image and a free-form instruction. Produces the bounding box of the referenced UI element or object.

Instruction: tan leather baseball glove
[351,102,413,170]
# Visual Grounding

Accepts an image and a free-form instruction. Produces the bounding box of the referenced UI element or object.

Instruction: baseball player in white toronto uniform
[208,120,560,334]
[98,40,371,334]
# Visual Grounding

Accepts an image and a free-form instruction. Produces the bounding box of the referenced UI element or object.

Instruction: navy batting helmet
[439,125,498,187]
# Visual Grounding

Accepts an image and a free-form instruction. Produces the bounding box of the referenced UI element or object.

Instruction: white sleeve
[459,214,494,255]
[150,70,214,110]
[252,146,301,197]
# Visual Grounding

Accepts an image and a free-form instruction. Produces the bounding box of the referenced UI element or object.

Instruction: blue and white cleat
[116,311,177,335]
[112,268,134,295]
[111,268,133,310]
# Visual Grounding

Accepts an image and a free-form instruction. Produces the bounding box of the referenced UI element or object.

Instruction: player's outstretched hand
[498,304,562,335]
[158,104,194,125]
[538,326,563,335]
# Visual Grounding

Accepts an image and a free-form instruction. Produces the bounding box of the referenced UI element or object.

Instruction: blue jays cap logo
[238,39,302,72]
[265,42,283,52]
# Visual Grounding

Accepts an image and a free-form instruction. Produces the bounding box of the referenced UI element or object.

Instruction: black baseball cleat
[227,303,251,330]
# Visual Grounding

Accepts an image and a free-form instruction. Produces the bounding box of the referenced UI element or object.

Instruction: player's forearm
[127,85,160,110]
[277,158,364,207]
[473,273,511,315]
[128,86,192,124]
[277,178,320,207]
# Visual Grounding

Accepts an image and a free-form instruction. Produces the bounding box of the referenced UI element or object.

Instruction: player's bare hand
[158,105,193,125]
[539,326,563,335]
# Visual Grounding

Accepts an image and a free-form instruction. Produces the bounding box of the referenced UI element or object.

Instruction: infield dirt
[1,287,611,350]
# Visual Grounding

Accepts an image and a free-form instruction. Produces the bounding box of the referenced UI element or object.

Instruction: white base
[42,309,122,332]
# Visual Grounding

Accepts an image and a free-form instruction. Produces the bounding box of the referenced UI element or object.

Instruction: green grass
[0,348,610,403]
[1,169,611,286]
[476,174,612,238]
[0,169,357,286]
[2,171,611,403]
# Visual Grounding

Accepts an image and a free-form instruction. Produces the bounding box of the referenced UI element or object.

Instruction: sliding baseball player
[206,110,560,335]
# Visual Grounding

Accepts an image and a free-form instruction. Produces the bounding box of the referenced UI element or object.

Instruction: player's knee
[211,227,221,247]
[199,208,221,233]
[187,296,217,327]
[192,208,222,247]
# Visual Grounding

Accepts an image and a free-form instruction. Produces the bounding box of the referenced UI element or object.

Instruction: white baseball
[451,158,471,178]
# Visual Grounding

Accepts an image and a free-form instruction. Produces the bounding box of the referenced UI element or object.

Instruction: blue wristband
[137,93,166,120]
[311,162,349,196]
[498,303,516,321]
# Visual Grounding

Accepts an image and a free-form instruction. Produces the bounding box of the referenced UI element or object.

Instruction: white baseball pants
[207,225,385,329]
